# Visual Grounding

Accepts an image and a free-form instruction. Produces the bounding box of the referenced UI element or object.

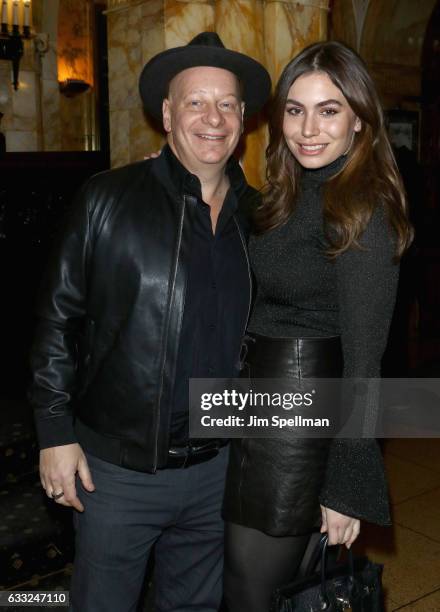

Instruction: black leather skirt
[223,333,343,536]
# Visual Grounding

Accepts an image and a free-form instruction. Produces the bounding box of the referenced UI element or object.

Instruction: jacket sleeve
[28,180,95,450]
[319,205,399,525]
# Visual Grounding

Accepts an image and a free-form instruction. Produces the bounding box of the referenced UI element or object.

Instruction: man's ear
[162,99,172,133]
[240,102,245,133]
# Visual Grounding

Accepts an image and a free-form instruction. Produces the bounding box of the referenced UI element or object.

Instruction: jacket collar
[151,143,249,201]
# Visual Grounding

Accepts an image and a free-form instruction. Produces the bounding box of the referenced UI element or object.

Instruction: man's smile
[195,133,227,141]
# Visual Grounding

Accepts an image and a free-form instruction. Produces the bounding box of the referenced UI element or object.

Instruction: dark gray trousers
[70,448,228,612]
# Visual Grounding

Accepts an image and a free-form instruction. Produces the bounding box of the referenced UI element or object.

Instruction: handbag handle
[305,534,356,609]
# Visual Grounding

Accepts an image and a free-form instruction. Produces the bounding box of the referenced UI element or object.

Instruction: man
[29,32,271,612]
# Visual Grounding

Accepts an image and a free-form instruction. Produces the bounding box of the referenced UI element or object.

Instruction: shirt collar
[156,144,249,202]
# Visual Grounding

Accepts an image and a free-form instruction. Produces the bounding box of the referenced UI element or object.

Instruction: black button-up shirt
[166,148,251,446]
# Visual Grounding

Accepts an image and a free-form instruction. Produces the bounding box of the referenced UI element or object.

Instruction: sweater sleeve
[319,205,399,525]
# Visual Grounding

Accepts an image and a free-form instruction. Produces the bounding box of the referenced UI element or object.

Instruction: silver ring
[51,490,64,500]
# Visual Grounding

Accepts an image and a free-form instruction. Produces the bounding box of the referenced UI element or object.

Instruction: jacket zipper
[233,214,252,521]
[153,195,187,472]
[233,215,252,341]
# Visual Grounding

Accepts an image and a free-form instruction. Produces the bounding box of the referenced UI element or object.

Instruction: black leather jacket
[29,146,255,472]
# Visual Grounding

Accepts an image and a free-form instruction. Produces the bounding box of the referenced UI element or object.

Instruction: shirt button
[207,367,214,375]
[212,282,217,290]
[208,324,216,331]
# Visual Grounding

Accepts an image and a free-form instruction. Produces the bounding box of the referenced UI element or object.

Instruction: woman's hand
[320,504,360,549]
[144,149,162,160]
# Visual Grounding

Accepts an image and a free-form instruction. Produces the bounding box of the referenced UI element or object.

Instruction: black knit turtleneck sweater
[247,156,399,525]
[249,155,398,369]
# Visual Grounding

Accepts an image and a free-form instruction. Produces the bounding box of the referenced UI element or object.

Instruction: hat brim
[139,45,271,122]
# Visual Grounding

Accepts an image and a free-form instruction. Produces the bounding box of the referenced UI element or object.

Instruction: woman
[223,41,412,611]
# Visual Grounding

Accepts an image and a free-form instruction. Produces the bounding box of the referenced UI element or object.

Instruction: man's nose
[203,102,224,127]
[301,113,319,138]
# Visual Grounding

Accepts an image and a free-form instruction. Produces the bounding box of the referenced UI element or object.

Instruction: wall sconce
[59,78,90,97]
[0,0,32,90]
[57,0,93,100]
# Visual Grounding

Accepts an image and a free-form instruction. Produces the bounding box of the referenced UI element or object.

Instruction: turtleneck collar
[301,154,348,185]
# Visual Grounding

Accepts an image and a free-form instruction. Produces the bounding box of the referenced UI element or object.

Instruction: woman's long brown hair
[255,41,413,259]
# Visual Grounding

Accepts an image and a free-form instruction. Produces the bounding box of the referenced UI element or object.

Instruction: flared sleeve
[319,205,399,525]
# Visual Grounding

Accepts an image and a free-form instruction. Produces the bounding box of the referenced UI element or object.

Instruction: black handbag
[270,534,384,611]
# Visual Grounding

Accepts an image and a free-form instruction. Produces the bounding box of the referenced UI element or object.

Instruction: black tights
[224,522,311,612]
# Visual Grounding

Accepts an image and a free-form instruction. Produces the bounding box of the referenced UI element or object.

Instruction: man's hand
[40,443,95,512]
[320,504,360,549]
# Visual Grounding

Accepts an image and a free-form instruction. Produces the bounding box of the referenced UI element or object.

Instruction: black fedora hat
[139,31,271,121]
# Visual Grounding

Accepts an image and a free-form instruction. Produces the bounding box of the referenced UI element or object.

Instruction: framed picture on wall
[386,110,420,159]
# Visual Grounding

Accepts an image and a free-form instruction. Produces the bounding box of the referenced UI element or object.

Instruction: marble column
[216,0,267,187]
[106,0,330,181]
[164,0,215,47]
[106,1,150,168]
[264,0,330,84]
[39,1,62,151]
[106,0,215,167]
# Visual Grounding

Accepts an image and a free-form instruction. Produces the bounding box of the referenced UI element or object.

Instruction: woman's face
[282,71,361,169]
